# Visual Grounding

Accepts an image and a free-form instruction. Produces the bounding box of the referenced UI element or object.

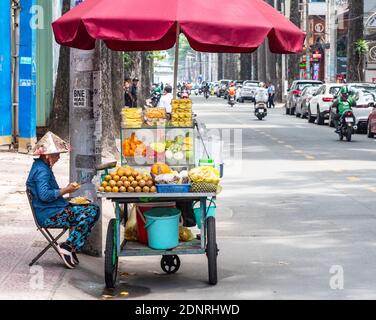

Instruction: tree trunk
[111,50,124,136]
[252,52,258,80]
[287,0,301,87]
[346,0,364,82]
[266,1,277,88]
[240,53,252,80]
[218,53,224,79]
[140,52,153,107]
[48,0,71,139]
[275,0,283,102]
[94,42,117,157]
[258,41,267,82]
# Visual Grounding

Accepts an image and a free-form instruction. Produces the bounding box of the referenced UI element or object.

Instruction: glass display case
[121,126,196,170]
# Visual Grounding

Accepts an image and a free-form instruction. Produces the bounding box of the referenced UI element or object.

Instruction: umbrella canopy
[52,0,305,54]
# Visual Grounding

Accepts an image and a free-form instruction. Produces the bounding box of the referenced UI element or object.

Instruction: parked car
[285,80,323,115]
[307,83,343,125]
[237,82,259,103]
[295,86,319,118]
[243,80,260,87]
[216,79,232,97]
[329,87,376,133]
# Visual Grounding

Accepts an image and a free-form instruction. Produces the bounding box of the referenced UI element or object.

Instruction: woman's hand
[61,182,80,196]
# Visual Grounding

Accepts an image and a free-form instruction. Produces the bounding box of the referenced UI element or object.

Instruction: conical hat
[32,131,70,156]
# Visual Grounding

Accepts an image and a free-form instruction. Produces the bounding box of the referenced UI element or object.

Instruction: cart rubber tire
[206,216,218,285]
[105,219,118,289]
[161,255,181,274]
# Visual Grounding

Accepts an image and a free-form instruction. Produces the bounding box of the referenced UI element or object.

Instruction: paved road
[2,95,376,300]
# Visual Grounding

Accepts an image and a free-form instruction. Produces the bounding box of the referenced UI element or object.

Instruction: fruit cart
[97,100,220,289]
[98,192,218,288]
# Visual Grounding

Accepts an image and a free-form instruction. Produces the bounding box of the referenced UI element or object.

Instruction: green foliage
[123,52,134,69]
[354,39,369,57]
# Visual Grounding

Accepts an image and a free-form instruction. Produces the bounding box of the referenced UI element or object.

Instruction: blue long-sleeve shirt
[26,159,68,225]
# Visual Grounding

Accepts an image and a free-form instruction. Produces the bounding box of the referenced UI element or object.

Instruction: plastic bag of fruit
[188,166,220,185]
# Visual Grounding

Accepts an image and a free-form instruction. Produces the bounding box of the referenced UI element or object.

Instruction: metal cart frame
[98,192,218,289]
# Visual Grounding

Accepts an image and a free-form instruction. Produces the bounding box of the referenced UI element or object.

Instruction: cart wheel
[206,216,218,285]
[105,219,118,288]
[161,255,181,274]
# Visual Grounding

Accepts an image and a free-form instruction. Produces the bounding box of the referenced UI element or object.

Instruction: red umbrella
[52,0,305,54]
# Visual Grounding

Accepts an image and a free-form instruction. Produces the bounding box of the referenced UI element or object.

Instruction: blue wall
[0,1,12,143]
[19,0,37,141]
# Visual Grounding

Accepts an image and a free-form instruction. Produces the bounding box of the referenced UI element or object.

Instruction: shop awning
[52,0,305,54]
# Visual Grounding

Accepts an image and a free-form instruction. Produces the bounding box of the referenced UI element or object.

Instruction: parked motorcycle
[151,92,162,107]
[337,110,357,142]
[255,103,268,120]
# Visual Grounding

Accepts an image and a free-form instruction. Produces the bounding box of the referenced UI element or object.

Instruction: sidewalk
[0,148,114,299]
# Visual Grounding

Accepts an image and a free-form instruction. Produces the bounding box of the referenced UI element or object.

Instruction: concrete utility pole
[326,0,337,82]
[305,0,311,80]
[69,0,102,256]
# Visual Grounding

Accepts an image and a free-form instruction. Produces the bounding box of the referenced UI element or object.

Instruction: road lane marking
[285,145,294,149]
[347,176,360,182]
[369,187,376,193]
[278,141,285,144]
[305,155,315,160]
[293,150,304,154]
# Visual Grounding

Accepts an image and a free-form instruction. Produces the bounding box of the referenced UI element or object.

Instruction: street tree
[287,0,301,87]
[346,0,364,82]
[240,53,252,80]
[49,0,70,139]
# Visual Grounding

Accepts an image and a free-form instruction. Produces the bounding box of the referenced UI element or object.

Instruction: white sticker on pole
[73,89,88,108]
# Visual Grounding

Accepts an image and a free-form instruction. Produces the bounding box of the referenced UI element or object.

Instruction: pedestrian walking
[267,82,275,108]
[124,78,133,107]
[131,78,139,107]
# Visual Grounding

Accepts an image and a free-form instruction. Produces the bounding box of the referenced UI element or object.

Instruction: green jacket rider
[332,86,356,132]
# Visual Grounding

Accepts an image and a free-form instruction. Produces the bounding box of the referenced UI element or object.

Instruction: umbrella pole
[173,23,180,100]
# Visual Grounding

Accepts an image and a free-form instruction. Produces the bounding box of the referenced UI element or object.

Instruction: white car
[352,89,376,132]
[307,83,343,125]
[237,83,259,103]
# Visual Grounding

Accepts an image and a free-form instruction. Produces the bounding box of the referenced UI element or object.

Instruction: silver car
[285,80,323,115]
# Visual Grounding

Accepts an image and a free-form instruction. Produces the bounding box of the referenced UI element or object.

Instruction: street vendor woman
[26,131,100,269]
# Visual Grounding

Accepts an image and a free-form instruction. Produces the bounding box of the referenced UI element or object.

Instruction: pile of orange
[122,132,146,157]
[98,166,156,193]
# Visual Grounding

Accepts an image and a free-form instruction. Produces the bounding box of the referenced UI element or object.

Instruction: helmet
[259,82,265,87]
[230,83,235,87]
[340,86,349,100]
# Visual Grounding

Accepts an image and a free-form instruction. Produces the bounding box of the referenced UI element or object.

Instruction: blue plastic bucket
[193,199,216,229]
[144,208,181,250]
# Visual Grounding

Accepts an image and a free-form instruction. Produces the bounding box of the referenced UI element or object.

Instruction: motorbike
[337,110,357,142]
[203,89,210,99]
[151,92,161,107]
[194,88,199,96]
[255,102,268,120]
[228,92,236,107]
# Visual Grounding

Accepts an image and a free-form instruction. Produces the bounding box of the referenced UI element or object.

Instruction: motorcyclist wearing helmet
[227,83,237,101]
[332,86,356,133]
[254,82,269,107]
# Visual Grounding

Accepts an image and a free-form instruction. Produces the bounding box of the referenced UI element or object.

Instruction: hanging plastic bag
[124,204,138,241]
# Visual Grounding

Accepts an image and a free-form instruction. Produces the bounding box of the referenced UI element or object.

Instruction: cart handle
[193,198,216,213]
